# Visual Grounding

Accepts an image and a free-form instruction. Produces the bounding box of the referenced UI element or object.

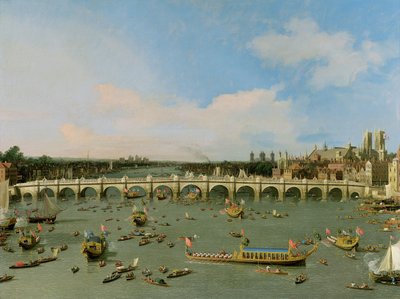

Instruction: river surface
[1,167,398,299]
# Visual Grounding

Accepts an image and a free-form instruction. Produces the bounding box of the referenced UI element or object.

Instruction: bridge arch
[236,185,255,201]
[350,192,360,200]
[307,187,323,201]
[209,185,229,203]
[153,185,172,199]
[285,187,301,201]
[261,186,279,201]
[103,186,122,199]
[328,188,342,201]
[39,188,55,200]
[80,187,98,200]
[180,184,202,200]
[22,192,33,203]
[59,187,76,201]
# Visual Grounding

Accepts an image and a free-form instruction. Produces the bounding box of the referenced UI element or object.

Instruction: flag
[356,226,364,236]
[325,228,331,235]
[37,223,43,232]
[100,224,108,232]
[185,237,192,248]
[289,239,297,249]
[241,229,245,236]
[31,230,36,237]
[225,198,230,205]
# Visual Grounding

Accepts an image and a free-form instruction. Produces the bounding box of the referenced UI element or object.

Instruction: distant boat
[131,205,147,227]
[28,192,63,223]
[143,277,169,287]
[0,274,14,283]
[9,260,40,269]
[116,258,138,273]
[102,272,121,283]
[225,200,244,218]
[18,230,40,250]
[156,189,167,200]
[167,268,192,278]
[295,273,307,284]
[124,188,141,199]
[346,283,373,290]
[255,266,288,275]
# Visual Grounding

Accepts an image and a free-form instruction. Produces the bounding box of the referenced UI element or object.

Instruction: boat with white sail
[369,238,400,285]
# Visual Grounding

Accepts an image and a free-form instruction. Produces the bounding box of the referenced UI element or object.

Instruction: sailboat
[0,179,16,230]
[28,192,63,223]
[116,258,139,273]
[369,238,400,284]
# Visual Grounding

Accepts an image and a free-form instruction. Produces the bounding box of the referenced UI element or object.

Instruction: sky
[0,0,399,162]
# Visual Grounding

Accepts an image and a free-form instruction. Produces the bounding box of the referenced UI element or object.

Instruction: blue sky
[0,0,399,161]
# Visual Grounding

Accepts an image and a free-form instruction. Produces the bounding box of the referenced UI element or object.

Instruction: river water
[1,167,398,299]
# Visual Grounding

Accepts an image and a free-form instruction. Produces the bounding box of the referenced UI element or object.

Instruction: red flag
[101,224,107,232]
[390,235,395,240]
[325,228,331,235]
[241,229,245,236]
[356,226,364,236]
[225,198,230,205]
[185,237,192,248]
[37,223,43,232]
[289,239,297,249]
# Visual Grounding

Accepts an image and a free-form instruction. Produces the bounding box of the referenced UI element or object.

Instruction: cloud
[59,84,305,161]
[248,18,397,89]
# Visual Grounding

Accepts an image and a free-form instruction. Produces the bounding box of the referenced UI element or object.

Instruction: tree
[2,146,25,165]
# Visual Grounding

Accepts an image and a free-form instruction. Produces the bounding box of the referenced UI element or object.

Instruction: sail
[39,193,63,217]
[377,240,400,272]
[52,247,60,257]
[131,257,139,267]
[0,179,10,214]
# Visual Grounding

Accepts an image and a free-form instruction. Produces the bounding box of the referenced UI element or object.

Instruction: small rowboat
[295,273,307,284]
[0,274,14,283]
[102,272,121,283]
[71,266,80,273]
[346,283,373,290]
[319,258,328,266]
[126,272,135,280]
[143,277,169,287]
[255,267,288,275]
[167,268,192,278]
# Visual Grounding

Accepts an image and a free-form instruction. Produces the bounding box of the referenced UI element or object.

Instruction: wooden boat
[185,240,319,266]
[48,227,55,232]
[102,272,121,283]
[37,247,45,254]
[131,207,147,227]
[167,241,175,248]
[156,236,164,243]
[295,273,307,284]
[38,256,57,264]
[369,239,400,284]
[99,260,106,267]
[116,258,138,273]
[186,192,199,201]
[118,235,134,241]
[346,283,373,290]
[0,217,16,230]
[141,268,152,277]
[319,258,328,265]
[167,268,192,278]
[139,238,150,246]
[124,188,141,199]
[126,272,135,280]
[225,204,244,218]
[143,277,169,287]
[159,265,168,273]
[9,260,40,269]
[0,274,14,283]
[71,266,79,273]
[255,267,288,275]
[185,212,195,220]
[326,234,359,251]
[344,251,357,259]
[156,189,167,200]
[229,231,242,238]
[18,233,40,250]
[3,246,14,253]
[28,193,63,223]
[72,231,80,237]
[81,231,107,259]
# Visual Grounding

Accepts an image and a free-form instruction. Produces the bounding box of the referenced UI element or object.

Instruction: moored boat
[346,282,373,290]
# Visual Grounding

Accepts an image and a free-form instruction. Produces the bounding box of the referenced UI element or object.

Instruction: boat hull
[18,236,40,250]
[81,238,107,259]
[28,215,56,223]
[0,217,16,230]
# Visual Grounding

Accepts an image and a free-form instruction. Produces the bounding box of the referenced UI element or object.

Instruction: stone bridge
[13,175,368,203]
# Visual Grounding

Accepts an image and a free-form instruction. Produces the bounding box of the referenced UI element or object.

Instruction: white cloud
[248,18,396,89]
[59,84,305,161]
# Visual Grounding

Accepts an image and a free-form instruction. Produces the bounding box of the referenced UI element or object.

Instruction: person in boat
[360,283,369,289]
[351,282,356,287]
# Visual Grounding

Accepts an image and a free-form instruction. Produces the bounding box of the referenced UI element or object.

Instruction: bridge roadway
[13,175,368,203]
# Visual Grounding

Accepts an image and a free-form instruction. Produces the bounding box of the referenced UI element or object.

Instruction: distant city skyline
[1,1,399,162]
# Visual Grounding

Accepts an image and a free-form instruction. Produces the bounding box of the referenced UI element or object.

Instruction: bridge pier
[278,178,285,201]
[322,179,328,200]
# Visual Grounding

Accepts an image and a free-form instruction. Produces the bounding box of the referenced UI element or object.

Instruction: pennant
[241,229,245,236]
[100,224,108,232]
[289,239,297,249]
[355,226,364,236]
[225,198,230,205]
[185,237,192,248]
[37,223,43,232]
[325,228,331,235]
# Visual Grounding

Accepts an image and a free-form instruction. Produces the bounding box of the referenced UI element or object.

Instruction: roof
[243,247,288,253]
